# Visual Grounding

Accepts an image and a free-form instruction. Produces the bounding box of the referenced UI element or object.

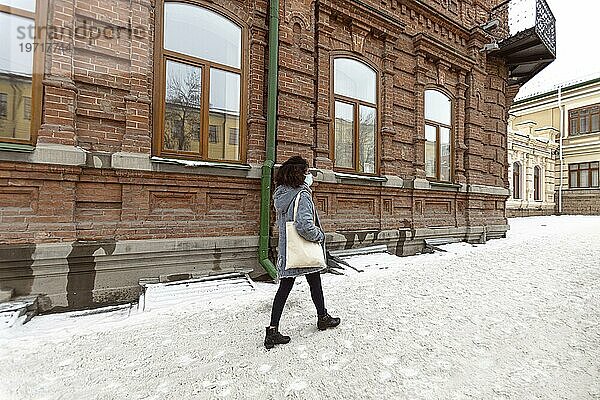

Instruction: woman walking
[264,155,340,349]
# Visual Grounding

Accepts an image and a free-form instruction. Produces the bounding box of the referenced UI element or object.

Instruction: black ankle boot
[317,313,341,331]
[264,326,291,349]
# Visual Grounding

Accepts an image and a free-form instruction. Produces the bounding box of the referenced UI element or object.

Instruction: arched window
[424,89,452,181]
[534,166,542,201]
[513,162,521,199]
[155,1,243,161]
[332,58,377,174]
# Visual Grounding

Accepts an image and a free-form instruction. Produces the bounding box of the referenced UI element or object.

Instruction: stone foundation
[0,223,508,312]
[560,189,600,215]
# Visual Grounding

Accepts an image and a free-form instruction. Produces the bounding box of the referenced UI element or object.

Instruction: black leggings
[269,272,326,327]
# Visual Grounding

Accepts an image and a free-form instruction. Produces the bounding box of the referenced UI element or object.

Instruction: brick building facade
[0,0,553,311]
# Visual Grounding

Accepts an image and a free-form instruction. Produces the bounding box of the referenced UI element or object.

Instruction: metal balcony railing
[487,0,556,85]
[490,0,556,56]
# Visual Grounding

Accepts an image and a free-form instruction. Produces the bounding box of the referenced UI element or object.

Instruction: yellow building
[509,75,600,215]
[207,111,240,161]
[0,73,32,141]
[162,106,240,161]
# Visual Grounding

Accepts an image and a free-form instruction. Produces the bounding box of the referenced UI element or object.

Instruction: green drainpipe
[257,0,280,279]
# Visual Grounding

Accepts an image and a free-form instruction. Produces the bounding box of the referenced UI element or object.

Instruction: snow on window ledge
[150,156,251,170]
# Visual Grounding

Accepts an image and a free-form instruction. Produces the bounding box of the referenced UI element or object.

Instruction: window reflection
[425,90,451,125]
[0,0,36,12]
[334,58,376,104]
[334,101,354,169]
[0,9,35,141]
[208,68,240,161]
[425,124,437,178]
[163,60,202,152]
[164,3,241,69]
[359,105,375,174]
[440,127,450,182]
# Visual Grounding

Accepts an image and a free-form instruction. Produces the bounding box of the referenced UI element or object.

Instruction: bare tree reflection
[359,107,375,173]
[164,65,201,152]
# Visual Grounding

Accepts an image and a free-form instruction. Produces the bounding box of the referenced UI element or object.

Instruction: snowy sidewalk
[1,216,599,400]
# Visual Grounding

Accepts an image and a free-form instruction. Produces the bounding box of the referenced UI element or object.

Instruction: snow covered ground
[1,216,599,400]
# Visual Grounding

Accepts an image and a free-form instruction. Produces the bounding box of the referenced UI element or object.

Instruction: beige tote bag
[285,192,326,270]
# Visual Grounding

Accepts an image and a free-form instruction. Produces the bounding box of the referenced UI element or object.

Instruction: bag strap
[292,190,315,223]
[292,192,302,222]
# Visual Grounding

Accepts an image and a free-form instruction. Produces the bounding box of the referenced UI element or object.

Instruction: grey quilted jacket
[273,184,326,279]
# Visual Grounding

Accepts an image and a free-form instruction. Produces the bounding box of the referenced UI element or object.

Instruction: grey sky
[517,0,600,98]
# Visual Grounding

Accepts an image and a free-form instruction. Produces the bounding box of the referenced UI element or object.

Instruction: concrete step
[0,295,39,330]
[0,288,14,303]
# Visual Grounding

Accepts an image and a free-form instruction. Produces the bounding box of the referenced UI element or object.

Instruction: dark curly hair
[275,156,308,187]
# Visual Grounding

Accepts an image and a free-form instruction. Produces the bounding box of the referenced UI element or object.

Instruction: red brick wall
[1,0,512,243]
[0,0,519,310]
[0,161,262,244]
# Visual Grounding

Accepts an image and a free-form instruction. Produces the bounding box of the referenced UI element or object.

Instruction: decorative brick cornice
[319,0,405,41]
[413,33,480,73]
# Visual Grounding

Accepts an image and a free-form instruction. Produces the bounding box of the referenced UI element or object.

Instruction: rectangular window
[163,60,201,153]
[569,162,600,188]
[334,101,354,170]
[580,167,589,187]
[0,1,41,143]
[24,96,31,120]
[228,128,239,145]
[208,68,240,161]
[358,105,375,174]
[580,111,589,134]
[208,125,219,143]
[440,127,451,182]
[570,117,577,135]
[425,124,437,178]
[569,171,578,188]
[592,167,599,187]
[569,104,600,136]
[0,93,7,118]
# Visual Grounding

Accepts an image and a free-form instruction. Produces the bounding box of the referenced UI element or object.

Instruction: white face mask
[304,173,314,187]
